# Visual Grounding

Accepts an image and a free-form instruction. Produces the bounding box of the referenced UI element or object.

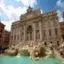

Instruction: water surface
[0,56,62,64]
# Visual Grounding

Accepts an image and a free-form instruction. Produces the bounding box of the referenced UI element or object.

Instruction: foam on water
[16,54,21,58]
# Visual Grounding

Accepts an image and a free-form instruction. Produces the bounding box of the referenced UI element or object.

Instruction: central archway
[26,25,33,41]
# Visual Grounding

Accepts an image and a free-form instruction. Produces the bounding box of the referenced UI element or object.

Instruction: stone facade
[59,11,64,40]
[60,22,64,40]
[0,22,5,47]
[10,7,62,47]
[0,22,10,53]
[2,30,10,49]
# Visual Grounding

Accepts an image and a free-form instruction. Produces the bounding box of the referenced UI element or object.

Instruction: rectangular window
[14,35,16,40]
[11,36,13,40]
[17,35,19,40]
[36,30,40,39]
[49,29,51,36]
[55,28,57,35]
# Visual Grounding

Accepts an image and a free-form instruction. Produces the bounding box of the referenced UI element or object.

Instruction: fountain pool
[0,56,62,64]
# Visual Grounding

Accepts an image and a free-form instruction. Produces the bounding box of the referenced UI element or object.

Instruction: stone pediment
[22,14,35,20]
[20,6,41,21]
[20,12,41,21]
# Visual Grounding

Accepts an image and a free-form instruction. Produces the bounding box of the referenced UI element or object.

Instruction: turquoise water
[0,56,62,64]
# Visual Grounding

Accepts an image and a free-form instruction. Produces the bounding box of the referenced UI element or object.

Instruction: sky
[0,0,64,31]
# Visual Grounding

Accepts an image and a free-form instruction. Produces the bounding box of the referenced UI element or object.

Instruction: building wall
[2,30,10,48]
[10,7,62,47]
[0,22,10,53]
[60,22,64,40]
[59,11,64,40]
[0,22,5,47]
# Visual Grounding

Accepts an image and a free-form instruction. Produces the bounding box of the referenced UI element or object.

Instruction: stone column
[24,26,26,41]
[33,23,36,41]
[19,28,21,42]
[39,22,42,41]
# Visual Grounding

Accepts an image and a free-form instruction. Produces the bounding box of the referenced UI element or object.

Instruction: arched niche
[26,25,33,41]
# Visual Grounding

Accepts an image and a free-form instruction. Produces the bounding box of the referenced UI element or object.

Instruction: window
[27,25,32,41]
[55,28,57,35]
[14,35,16,40]
[49,29,51,36]
[36,30,40,40]
[17,35,19,40]
[43,30,45,36]
[11,36,13,40]
[57,41,59,46]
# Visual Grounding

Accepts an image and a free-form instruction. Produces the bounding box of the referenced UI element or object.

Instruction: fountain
[0,42,63,64]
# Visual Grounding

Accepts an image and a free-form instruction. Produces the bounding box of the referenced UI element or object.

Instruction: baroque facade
[60,22,64,40]
[10,7,62,47]
[59,11,64,40]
